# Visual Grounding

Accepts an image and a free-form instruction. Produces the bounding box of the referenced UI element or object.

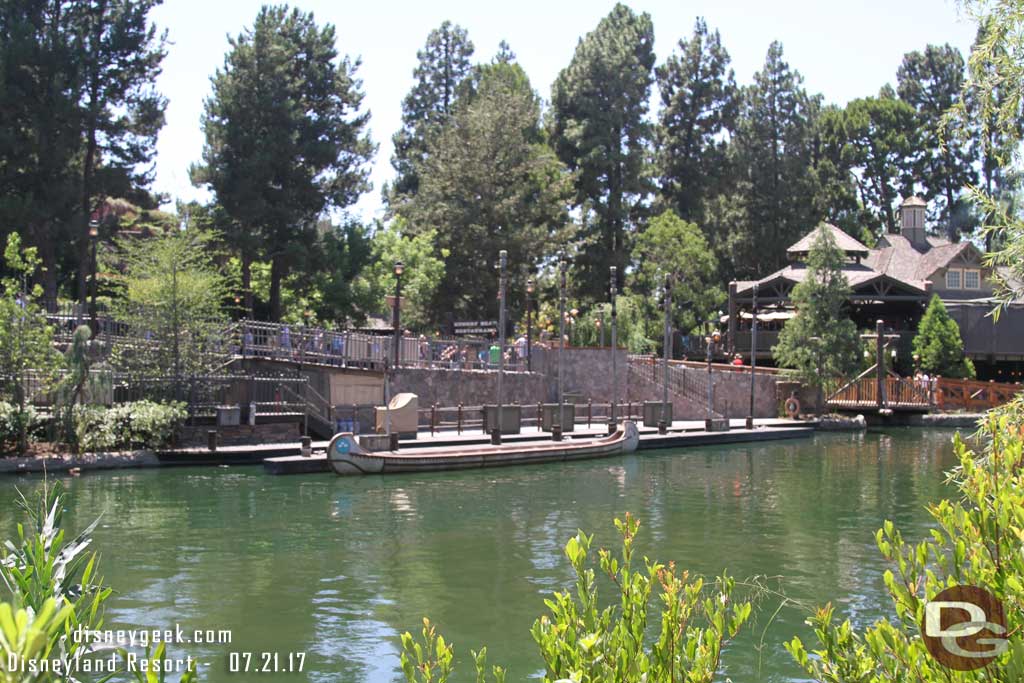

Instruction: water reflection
[0,428,960,682]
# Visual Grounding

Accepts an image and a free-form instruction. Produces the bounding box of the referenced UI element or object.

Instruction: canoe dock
[263,418,813,475]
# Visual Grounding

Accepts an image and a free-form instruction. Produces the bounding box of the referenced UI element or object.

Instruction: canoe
[327,421,640,476]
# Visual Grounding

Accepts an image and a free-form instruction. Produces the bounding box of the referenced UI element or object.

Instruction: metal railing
[627,355,724,418]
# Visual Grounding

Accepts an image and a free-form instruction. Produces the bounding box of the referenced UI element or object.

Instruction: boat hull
[327,421,640,476]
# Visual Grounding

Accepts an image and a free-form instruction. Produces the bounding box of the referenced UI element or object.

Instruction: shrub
[0,401,44,453]
[74,400,187,452]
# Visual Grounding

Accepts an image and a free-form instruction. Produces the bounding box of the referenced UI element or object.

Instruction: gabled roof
[901,195,927,207]
[786,223,870,259]
[866,232,980,283]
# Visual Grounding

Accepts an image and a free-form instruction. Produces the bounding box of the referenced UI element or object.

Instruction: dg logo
[922,585,1009,670]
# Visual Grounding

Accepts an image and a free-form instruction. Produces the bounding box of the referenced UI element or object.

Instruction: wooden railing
[827,375,932,409]
[935,378,1023,411]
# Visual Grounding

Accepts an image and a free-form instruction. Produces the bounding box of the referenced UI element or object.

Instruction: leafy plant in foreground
[786,399,1024,681]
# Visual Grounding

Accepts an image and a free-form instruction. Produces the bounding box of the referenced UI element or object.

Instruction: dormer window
[946,269,961,289]
[964,269,981,289]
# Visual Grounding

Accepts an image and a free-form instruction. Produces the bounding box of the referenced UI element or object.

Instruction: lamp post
[569,307,578,346]
[558,259,567,410]
[609,265,618,433]
[660,274,672,434]
[493,250,508,445]
[705,319,721,424]
[747,283,758,430]
[392,260,404,368]
[526,277,535,372]
[88,221,99,336]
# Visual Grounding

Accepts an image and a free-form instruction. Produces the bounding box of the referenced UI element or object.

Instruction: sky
[149,0,979,222]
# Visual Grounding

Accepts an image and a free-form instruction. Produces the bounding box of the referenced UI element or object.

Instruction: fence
[408,400,644,435]
[934,377,1023,411]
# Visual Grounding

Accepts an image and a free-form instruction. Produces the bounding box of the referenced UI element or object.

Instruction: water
[0,429,961,682]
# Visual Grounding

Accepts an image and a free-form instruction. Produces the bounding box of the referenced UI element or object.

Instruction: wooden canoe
[327,421,640,476]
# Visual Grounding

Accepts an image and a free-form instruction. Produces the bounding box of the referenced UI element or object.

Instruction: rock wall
[391,367,548,407]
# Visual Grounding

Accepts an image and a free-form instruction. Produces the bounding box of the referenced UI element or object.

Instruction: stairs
[627,355,724,419]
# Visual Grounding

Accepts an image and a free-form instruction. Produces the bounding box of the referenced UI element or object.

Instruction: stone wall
[391,367,548,407]
[627,363,778,419]
[531,346,629,403]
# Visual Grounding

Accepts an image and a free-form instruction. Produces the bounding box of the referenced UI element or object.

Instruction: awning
[720,310,795,322]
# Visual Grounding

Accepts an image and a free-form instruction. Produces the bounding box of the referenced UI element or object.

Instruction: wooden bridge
[826,373,932,413]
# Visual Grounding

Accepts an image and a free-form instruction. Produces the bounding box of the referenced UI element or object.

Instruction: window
[946,269,961,289]
[964,269,981,289]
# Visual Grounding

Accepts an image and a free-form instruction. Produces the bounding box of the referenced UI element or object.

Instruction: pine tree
[897,44,977,240]
[730,42,822,278]
[403,61,573,323]
[912,294,975,379]
[772,226,860,413]
[549,3,655,301]
[655,17,738,224]
[192,5,375,321]
[389,20,474,201]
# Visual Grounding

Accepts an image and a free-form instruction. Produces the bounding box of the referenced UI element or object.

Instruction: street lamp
[747,282,758,430]
[609,265,618,433]
[525,277,535,372]
[558,259,567,410]
[392,260,404,367]
[493,249,508,445]
[660,274,672,434]
[705,318,722,424]
[88,221,99,336]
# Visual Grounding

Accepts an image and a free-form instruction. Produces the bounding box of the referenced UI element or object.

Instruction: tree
[655,18,738,225]
[729,42,822,278]
[897,44,977,240]
[73,0,168,310]
[951,1,1024,311]
[353,217,446,332]
[823,91,919,236]
[404,61,573,323]
[388,20,474,202]
[772,226,860,413]
[549,3,655,301]
[630,210,724,341]
[109,228,229,398]
[912,294,975,379]
[0,233,60,451]
[193,5,375,321]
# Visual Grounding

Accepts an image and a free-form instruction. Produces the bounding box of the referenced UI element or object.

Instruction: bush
[74,400,187,452]
[0,401,44,453]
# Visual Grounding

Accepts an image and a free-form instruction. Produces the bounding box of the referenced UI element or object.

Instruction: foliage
[536,294,656,355]
[952,0,1024,311]
[0,482,199,683]
[109,228,229,396]
[727,42,823,279]
[0,402,44,453]
[353,218,446,332]
[0,234,60,452]
[55,325,112,451]
[655,17,739,225]
[72,400,186,452]
[399,515,752,683]
[898,43,977,240]
[389,20,475,201]
[0,0,167,302]
[912,294,976,379]
[192,4,375,320]
[772,227,860,410]
[787,398,1024,682]
[549,3,655,302]
[402,61,573,323]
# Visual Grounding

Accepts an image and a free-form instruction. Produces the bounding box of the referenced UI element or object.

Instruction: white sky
[149,0,978,221]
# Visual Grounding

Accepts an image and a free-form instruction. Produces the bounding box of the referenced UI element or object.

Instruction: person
[419,334,430,367]
[515,335,527,370]
[489,341,501,369]
[731,353,744,367]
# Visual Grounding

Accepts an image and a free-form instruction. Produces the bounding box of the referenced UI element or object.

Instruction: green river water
[0,428,962,682]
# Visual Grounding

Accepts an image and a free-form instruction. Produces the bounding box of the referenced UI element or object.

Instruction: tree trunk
[241,251,253,316]
[269,254,284,322]
[78,126,97,309]
[30,221,59,304]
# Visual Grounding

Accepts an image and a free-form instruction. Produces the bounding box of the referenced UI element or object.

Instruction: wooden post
[431,403,437,435]
[457,403,463,434]
[875,319,885,408]
[587,398,593,427]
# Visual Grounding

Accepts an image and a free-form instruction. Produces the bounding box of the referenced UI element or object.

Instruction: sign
[452,320,498,336]
[922,585,1007,670]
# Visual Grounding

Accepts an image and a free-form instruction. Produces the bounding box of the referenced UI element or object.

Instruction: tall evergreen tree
[897,44,977,240]
[729,42,821,278]
[404,61,573,323]
[655,17,738,224]
[549,3,655,301]
[192,5,375,321]
[823,90,919,236]
[772,226,860,413]
[73,0,167,310]
[388,20,474,202]
[912,294,975,379]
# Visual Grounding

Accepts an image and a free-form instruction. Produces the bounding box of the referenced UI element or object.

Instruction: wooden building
[726,197,1024,381]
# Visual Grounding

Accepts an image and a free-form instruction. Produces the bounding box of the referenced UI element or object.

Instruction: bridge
[826,373,931,413]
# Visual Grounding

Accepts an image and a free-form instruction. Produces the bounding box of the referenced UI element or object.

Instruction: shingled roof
[786,223,871,259]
